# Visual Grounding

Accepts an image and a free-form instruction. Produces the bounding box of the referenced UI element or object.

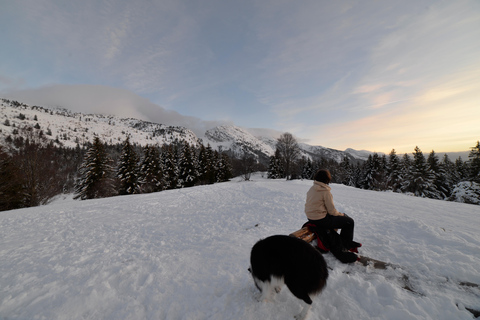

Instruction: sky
[1,0,479,154]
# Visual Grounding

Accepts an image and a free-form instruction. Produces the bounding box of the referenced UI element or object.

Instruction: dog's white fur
[252,274,312,320]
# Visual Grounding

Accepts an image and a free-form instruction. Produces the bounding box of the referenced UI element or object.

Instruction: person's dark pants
[308,214,355,247]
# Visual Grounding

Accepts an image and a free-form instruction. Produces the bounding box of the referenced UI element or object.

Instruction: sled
[290,227,385,267]
[289,227,316,243]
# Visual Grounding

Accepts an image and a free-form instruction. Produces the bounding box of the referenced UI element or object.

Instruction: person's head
[314,169,331,184]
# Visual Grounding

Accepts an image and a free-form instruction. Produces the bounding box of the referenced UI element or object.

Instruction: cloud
[1,1,479,153]
[2,84,228,137]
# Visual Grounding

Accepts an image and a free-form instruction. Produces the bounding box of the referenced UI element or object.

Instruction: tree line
[74,136,233,200]
[268,133,480,205]
[0,133,234,211]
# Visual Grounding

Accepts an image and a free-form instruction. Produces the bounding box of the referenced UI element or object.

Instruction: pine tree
[468,141,480,183]
[338,156,353,186]
[213,150,221,183]
[270,149,285,179]
[442,154,456,188]
[199,144,216,184]
[267,155,279,179]
[178,142,198,187]
[74,137,115,200]
[197,144,207,183]
[140,145,164,193]
[361,153,383,190]
[409,146,437,198]
[427,150,449,199]
[216,152,232,182]
[301,157,314,180]
[400,153,413,193]
[379,154,387,189]
[455,157,469,182]
[117,137,140,195]
[162,145,178,189]
[361,155,375,190]
[350,163,363,188]
[0,146,25,211]
[386,149,402,192]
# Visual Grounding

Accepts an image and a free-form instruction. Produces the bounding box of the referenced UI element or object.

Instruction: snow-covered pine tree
[361,153,383,190]
[162,144,178,190]
[268,152,281,179]
[74,137,115,200]
[386,149,402,192]
[301,157,314,180]
[216,152,232,182]
[198,144,215,184]
[379,154,388,189]
[361,154,375,190]
[117,137,141,195]
[338,156,353,186]
[267,155,278,179]
[442,154,456,188]
[400,153,413,193]
[448,181,480,204]
[427,150,449,199]
[178,142,198,188]
[350,163,363,188]
[455,157,469,182]
[140,145,164,193]
[213,150,221,183]
[197,144,207,183]
[277,154,285,179]
[408,146,438,198]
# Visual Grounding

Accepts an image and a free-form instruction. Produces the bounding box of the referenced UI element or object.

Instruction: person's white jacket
[304,181,342,220]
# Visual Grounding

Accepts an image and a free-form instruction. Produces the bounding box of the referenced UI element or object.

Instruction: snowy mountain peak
[205,125,275,158]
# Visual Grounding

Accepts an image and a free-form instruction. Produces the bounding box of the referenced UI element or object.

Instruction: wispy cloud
[3,84,229,137]
[1,0,479,152]
[264,1,480,152]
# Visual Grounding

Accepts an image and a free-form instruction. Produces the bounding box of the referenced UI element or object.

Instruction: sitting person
[304,169,361,262]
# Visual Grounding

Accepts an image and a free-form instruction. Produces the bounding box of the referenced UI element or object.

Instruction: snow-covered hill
[0,99,367,163]
[205,125,276,157]
[1,176,479,319]
[0,99,201,148]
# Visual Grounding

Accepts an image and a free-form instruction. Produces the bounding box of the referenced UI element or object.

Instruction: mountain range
[0,98,469,163]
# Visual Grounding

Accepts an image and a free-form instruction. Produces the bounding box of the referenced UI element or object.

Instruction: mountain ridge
[1,98,441,163]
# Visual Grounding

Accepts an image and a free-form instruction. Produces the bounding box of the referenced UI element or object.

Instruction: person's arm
[325,192,343,216]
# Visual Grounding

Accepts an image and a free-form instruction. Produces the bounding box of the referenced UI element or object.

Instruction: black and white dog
[249,235,328,320]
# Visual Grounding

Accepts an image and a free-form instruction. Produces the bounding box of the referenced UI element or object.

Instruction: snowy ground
[1,174,479,320]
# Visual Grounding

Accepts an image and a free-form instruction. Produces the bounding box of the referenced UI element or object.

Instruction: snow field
[1,174,479,319]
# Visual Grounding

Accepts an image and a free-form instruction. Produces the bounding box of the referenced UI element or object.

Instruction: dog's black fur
[249,235,328,319]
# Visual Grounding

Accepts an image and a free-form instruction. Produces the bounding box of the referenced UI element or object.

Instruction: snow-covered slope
[1,176,479,320]
[205,125,275,157]
[344,148,380,161]
[301,143,360,163]
[0,99,201,148]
